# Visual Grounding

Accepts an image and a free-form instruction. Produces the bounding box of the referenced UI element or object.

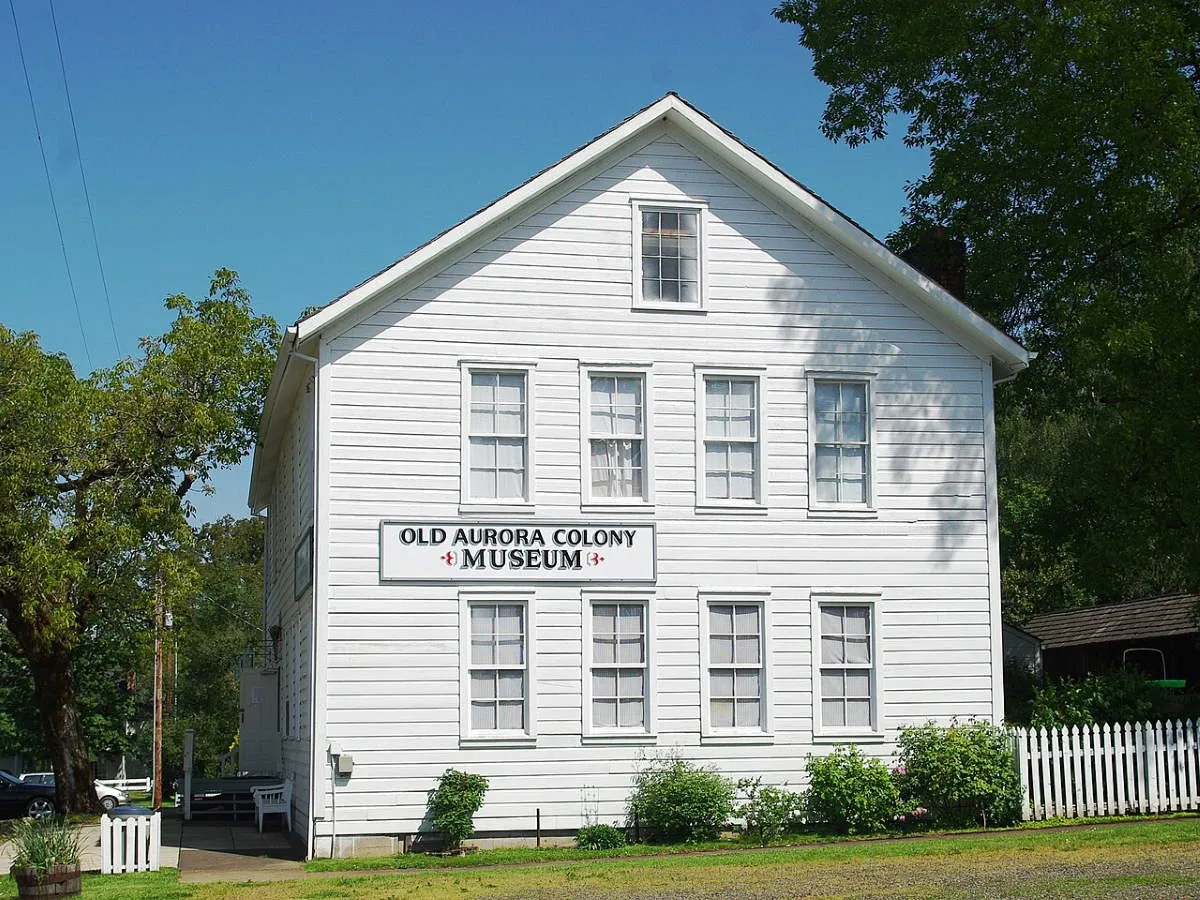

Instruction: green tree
[0,270,277,811]
[774,1,1200,613]
[169,515,264,779]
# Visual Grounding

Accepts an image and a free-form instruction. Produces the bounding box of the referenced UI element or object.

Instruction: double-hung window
[590,602,648,730]
[468,602,528,733]
[701,376,760,503]
[707,602,765,731]
[812,380,870,506]
[818,603,876,732]
[633,201,705,309]
[467,371,528,501]
[587,373,646,501]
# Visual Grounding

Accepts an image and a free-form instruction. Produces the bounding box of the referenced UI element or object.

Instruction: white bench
[250,779,292,833]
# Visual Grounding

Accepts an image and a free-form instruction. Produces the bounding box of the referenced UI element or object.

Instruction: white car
[19,773,128,811]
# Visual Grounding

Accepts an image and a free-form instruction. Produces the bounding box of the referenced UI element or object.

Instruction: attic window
[633,200,706,309]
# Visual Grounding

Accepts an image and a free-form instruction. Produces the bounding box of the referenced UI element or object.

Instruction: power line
[8,0,92,369]
[48,0,120,358]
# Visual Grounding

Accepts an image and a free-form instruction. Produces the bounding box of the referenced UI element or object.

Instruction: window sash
[812,380,870,505]
[591,602,647,729]
[587,374,646,500]
[702,377,759,502]
[707,603,764,730]
[640,208,700,305]
[468,371,528,500]
[468,603,528,732]
[818,603,875,730]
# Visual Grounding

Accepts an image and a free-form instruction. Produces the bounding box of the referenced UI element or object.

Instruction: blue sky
[1,0,927,522]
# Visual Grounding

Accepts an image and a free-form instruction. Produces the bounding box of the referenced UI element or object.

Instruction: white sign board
[380,522,656,582]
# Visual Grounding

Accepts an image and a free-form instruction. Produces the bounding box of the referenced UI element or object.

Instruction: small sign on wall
[380,522,656,582]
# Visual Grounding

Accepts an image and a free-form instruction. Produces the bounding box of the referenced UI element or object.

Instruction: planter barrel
[11,864,82,898]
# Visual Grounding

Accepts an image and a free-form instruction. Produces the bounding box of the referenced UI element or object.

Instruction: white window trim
[459,588,537,746]
[806,371,877,517]
[699,591,773,744]
[811,591,884,743]
[579,364,655,510]
[460,362,537,512]
[694,367,767,510]
[631,197,708,311]
[581,588,657,743]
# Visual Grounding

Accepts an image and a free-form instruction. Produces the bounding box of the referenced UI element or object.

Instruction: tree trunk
[1,594,100,815]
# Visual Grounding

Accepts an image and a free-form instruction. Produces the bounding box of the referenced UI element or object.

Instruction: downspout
[288,343,321,861]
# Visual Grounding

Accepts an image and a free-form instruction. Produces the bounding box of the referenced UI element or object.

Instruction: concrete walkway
[175,818,304,883]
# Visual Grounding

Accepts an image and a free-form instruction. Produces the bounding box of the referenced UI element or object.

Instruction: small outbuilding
[1021,594,1200,685]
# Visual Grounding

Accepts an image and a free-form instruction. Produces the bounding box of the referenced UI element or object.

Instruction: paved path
[175,819,304,883]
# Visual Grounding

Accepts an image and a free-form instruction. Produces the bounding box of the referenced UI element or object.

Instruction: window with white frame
[468,603,527,732]
[702,376,759,502]
[707,603,764,729]
[468,371,527,500]
[812,380,870,505]
[590,602,648,729]
[636,206,702,307]
[588,374,646,500]
[818,604,874,730]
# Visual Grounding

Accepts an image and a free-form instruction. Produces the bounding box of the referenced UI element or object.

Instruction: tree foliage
[167,515,264,779]
[775,0,1200,612]
[0,270,277,810]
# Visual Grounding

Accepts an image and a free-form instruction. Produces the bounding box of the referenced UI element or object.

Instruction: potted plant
[7,816,82,897]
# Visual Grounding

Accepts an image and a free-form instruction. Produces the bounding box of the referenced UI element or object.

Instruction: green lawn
[5,817,1199,899]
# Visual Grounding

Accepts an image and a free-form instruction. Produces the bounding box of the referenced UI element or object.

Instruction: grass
[2,816,1196,899]
[302,812,1200,873]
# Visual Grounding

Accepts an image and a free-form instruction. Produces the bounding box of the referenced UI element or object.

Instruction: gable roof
[248,93,1031,510]
[1022,594,1200,649]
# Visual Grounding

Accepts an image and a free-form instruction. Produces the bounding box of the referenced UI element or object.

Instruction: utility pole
[153,572,164,808]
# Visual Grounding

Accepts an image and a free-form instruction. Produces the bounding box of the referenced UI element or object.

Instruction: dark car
[0,769,55,818]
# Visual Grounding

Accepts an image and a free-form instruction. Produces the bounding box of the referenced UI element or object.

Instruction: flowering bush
[737,777,804,846]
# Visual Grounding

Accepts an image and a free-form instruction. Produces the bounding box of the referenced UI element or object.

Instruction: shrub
[1028,672,1171,727]
[575,823,627,850]
[897,720,1023,828]
[626,755,736,843]
[804,745,899,835]
[8,817,81,873]
[426,768,488,850]
[737,777,803,846]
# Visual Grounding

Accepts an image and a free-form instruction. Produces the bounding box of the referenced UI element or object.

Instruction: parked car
[0,770,55,818]
[19,772,128,811]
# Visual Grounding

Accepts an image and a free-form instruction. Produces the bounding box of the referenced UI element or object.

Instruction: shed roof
[1022,594,1200,649]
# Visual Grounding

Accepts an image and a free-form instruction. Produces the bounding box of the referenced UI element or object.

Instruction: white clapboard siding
[299,131,1005,840]
[100,811,160,874]
[1015,719,1200,820]
[258,389,315,843]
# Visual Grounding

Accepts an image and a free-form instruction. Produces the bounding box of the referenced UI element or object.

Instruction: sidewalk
[175,818,304,884]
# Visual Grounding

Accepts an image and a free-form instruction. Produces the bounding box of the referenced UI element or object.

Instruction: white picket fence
[98,777,151,793]
[1014,719,1200,820]
[99,810,161,874]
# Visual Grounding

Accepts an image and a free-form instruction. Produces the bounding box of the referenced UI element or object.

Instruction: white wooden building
[246,93,1030,858]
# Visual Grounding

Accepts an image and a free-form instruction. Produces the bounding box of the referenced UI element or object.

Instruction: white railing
[1014,719,1200,820]
[98,777,151,793]
[100,810,161,874]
